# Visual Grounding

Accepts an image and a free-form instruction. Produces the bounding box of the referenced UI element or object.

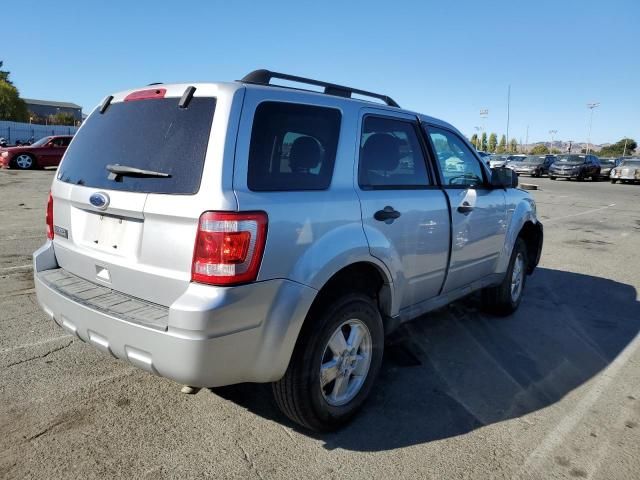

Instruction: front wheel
[272,293,384,431]
[611,179,617,184]
[549,176,556,180]
[13,153,36,170]
[482,238,528,316]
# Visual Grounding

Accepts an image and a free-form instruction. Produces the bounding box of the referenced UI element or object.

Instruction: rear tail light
[191,212,268,286]
[46,192,54,240]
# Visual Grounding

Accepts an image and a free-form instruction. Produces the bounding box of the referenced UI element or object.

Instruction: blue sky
[4,0,639,145]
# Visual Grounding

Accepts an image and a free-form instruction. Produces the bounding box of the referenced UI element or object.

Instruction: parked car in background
[0,135,73,169]
[505,155,527,170]
[610,158,640,184]
[488,154,510,168]
[33,70,543,431]
[509,155,556,177]
[548,154,600,181]
[598,158,620,179]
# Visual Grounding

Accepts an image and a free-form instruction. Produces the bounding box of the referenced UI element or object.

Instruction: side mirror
[491,166,518,189]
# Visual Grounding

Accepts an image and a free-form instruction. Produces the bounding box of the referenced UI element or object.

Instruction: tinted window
[58,97,216,194]
[247,102,341,191]
[359,116,431,189]
[427,126,485,187]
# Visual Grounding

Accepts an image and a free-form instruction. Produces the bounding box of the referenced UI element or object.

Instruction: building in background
[22,98,83,123]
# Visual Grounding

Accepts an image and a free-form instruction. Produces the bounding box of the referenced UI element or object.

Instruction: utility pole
[525,125,529,154]
[506,85,511,148]
[549,130,557,153]
[474,126,482,150]
[480,109,488,151]
[586,102,600,154]
[622,138,628,158]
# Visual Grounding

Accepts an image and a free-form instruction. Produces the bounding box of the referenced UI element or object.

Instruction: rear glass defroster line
[178,86,196,109]
[99,95,114,114]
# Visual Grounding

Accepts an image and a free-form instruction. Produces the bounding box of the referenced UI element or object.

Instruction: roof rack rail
[239,69,400,108]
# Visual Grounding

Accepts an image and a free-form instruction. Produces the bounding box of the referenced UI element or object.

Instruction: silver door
[424,124,507,293]
[357,110,450,309]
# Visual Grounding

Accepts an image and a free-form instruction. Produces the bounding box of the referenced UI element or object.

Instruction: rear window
[247,102,341,191]
[57,97,216,194]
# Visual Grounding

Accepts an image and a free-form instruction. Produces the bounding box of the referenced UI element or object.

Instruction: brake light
[191,212,268,286]
[46,192,54,240]
[124,88,166,101]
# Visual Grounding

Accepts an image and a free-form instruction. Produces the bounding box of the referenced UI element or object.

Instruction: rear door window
[57,97,216,194]
[247,102,341,191]
[358,115,432,189]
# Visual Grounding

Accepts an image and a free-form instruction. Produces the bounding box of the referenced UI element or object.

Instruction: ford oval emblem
[89,192,109,210]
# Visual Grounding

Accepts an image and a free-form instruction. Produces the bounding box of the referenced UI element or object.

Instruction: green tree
[597,138,637,157]
[530,144,550,154]
[0,61,13,85]
[481,132,488,151]
[509,138,519,153]
[497,134,507,153]
[470,133,478,149]
[50,111,76,126]
[0,80,28,122]
[488,133,498,152]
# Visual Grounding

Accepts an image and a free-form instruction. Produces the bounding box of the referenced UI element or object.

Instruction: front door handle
[374,206,401,222]
[457,202,474,214]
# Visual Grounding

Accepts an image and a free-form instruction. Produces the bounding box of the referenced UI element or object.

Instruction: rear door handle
[374,206,401,222]
[457,202,474,214]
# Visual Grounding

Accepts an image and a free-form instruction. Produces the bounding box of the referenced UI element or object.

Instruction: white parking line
[545,203,615,223]
[518,329,640,476]
[0,334,72,354]
[0,264,32,273]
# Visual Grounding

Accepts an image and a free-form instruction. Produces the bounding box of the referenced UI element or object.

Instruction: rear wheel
[482,238,528,316]
[549,176,556,180]
[13,153,36,170]
[611,179,617,184]
[272,293,384,431]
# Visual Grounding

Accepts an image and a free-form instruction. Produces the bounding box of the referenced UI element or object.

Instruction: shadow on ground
[212,267,640,451]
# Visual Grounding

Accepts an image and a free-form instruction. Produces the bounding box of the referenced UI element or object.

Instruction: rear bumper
[33,241,317,387]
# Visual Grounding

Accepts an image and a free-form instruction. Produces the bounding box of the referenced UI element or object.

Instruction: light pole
[549,130,557,154]
[480,109,488,151]
[474,126,482,150]
[586,102,600,154]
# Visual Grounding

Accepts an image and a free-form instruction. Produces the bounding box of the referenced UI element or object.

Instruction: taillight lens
[191,212,268,286]
[46,192,54,240]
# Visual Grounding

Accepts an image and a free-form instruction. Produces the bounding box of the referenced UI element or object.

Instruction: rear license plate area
[83,213,143,257]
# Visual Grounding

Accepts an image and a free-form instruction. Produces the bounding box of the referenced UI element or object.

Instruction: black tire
[576,172,584,181]
[610,179,617,184]
[482,237,528,316]
[549,176,556,180]
[12,153,36,170]
[591,169,600,181]
[272,293,384,431]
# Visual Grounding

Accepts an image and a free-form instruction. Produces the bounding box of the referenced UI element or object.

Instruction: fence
[0,120,79,144]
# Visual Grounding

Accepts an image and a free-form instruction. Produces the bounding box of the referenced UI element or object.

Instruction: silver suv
[34,70,543,431]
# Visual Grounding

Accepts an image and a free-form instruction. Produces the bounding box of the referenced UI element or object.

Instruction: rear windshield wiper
[106,164,171,181]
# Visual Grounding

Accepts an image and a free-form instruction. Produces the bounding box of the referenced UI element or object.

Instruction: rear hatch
[50,85,234,306]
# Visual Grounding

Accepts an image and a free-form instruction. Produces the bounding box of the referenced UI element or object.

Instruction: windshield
[30,137,51,147]
[600,159,616,166]
[556,155,585,163]
[57,97,216,194]
[620,160,640,167]
[524,156,545,164]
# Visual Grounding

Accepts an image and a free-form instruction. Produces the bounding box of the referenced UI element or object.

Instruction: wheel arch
[305,261,395,334]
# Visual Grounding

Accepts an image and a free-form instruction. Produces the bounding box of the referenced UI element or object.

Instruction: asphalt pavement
[0,170,639,479]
